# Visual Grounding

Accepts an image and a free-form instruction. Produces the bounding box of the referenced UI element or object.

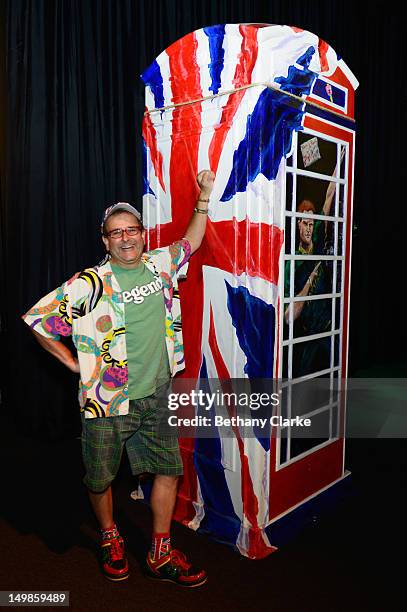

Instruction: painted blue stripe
[225,283,274,451]
[225,283,275,378]
[276,46,316,97]
[194,356,241,542]
[220,48,318,202]
[199,353,208,379]
[141,59,165,109]
[204,25,225,95]
[194,439,242,542]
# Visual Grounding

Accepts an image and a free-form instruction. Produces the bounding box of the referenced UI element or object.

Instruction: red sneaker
[145,549,207,588]
[100,536,129,581]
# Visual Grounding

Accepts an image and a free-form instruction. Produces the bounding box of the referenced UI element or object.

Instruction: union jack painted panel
[140,24,357,558]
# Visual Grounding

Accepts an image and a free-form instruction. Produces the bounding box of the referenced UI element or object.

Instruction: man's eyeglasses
[106,226,142,239]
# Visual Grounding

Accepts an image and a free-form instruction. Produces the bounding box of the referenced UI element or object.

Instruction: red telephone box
[138,23,358,558]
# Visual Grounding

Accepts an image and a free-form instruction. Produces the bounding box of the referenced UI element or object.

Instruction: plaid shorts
[81,385,183,492]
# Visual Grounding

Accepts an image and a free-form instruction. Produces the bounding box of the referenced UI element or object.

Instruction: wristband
[194,207,208,214]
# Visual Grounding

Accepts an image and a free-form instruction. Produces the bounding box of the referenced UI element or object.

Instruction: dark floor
[0,420,404,611]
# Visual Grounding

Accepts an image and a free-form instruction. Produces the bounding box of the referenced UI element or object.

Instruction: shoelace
[105,537,124,563]
[169,549,191,572]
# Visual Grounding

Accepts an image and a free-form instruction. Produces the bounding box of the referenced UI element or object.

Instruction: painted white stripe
[157,50,173,108]
[222,24,243,92]
[188,478,206,530]
[337,58,359,90]
[195,28,212,99]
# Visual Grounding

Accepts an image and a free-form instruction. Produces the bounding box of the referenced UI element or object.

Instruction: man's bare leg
[88,486,114,530]
[88,485,129,580]
[150,475,178,533]
[146,474,207,586]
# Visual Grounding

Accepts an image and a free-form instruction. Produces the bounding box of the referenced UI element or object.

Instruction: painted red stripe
[148,217,284,287]
[142,111,165,192]
[208,25,259,174]
[173,265,205,521]
[178,251,205,379]
[155,33,203,523]
[166,33,203,237]
[173,437,199,525]
[204,218,283,284]
[208,307,259,526]
[166,32,203,105]
[208,307,274,557]
[208,305,230,378]
[234,25,259,88]
[318,38,330,72]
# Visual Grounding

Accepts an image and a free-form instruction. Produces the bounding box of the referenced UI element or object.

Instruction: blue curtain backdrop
[1,0,406,438]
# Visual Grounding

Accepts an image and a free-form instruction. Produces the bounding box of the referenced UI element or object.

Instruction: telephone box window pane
[286,172,294,213]
[294,259,334,296]
[289,298,333,339]
[282,345,289,378]
[290,379,332,418]
[292,337,332,378]
[296,176,338,220]
[297,133,338,176]
[285,216,293,255]
[289,410,331,459]
[331,403,339,439]
[336,261,343,293]
[289,436,327,459]
[337,220,344,256]
[279,386,289,420]
[338,183,346,219]
[284,257,291,298]
[283,311,290,341]
[290,408,332,459]
[334,335,340,367]
[294,214,337,258]
[340,144,347,179]
[335,297,342,330]
[278,434,288,466]
[324,220,336,256]
[279,381,340,463]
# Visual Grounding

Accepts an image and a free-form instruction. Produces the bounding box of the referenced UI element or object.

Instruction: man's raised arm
[184,170,215,253]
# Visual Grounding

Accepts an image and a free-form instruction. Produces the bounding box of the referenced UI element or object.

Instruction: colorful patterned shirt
[22,240,191,418]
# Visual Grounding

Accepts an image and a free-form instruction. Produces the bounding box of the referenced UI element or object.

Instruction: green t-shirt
[111,262,170,399]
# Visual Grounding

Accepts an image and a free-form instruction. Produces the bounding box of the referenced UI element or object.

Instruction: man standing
[23,170,215,587]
